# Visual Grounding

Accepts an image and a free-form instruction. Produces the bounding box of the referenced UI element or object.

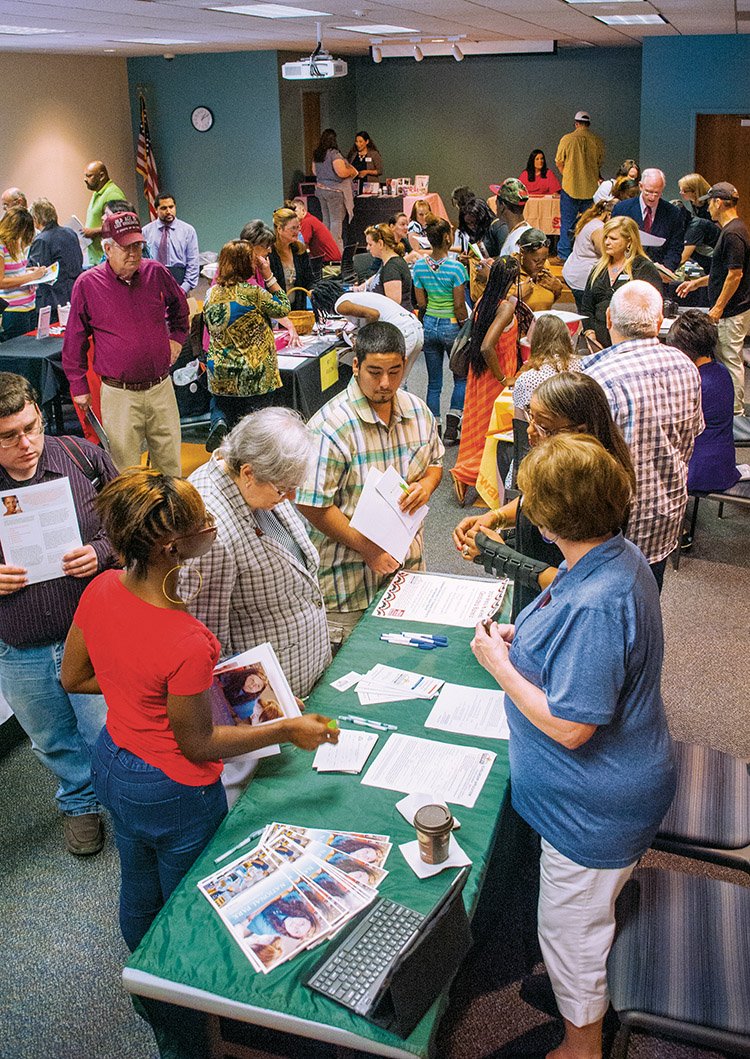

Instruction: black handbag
[448,314,473,378]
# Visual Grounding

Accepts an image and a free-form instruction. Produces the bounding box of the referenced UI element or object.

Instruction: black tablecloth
[277,340,352,419]
[0,333,65,406]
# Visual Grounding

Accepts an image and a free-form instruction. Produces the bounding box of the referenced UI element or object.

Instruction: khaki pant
[717,307,750,413]
[326,609,365,653]
[100,376,182,476]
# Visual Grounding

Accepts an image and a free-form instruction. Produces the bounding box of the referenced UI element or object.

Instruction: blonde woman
[0,208,45,341]
[561,200,612,311]
[268,207,315,311]
[364,223,413,309]
[581,216,662,351]
[513,314,581,414]
[677,173,720,270]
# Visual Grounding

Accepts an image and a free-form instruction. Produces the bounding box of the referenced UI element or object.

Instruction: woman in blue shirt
[472,433,675,1059]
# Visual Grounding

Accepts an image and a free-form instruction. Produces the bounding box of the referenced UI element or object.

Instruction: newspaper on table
[0,479,82,585]
[209,643,300,760]
[198,823,389,973]
[362,733,496,809]
[374,571,508,628]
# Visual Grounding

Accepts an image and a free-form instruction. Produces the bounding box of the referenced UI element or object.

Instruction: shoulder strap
[55,436,105,493]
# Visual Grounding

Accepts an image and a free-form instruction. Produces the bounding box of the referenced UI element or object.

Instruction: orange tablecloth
[476,388,515,509]
[524,195,560,235]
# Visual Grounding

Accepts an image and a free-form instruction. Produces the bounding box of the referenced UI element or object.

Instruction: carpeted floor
[1,356,748,1059]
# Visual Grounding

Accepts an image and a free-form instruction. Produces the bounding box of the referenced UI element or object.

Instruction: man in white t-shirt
[335,292,424,378]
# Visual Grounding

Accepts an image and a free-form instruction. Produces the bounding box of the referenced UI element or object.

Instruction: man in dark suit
[611,168,686,272]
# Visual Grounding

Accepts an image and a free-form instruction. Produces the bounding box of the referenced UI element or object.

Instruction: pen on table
[339,714,397,731]
[214,826,265,864]
[398,632,448,646]
[380,634,436,650]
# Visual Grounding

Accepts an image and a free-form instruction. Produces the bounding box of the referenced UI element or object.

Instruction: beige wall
[0,54,137,223]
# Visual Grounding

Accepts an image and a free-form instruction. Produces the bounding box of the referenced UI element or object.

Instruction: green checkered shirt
[296,377,444,612]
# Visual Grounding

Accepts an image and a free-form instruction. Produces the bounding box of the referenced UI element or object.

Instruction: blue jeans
[0,638,106,815]
[92,728,227,951]
[422,315,467,419]
[558,191,594,260]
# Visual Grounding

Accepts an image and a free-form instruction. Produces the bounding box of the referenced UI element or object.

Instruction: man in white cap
[678,181,750,425]
[553,111,605,262]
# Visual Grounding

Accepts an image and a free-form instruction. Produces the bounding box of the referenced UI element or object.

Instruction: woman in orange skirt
[451,256,519,505]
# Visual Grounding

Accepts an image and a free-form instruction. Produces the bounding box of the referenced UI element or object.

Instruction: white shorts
[537,837,637,1027]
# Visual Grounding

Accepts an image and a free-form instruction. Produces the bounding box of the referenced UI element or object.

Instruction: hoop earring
[162,564,203,604]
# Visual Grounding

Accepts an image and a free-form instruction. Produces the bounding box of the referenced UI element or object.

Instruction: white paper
[313,729,379,773]
[362,733,496,809]
[374,571,508,628]
[0,479,82,584]
[396,793,460,830]
[330,671,362,692]
[639,230,666,248]
[36,306,51,339]
[399,835,471,879]
[425,683,510,741]
[349,466,427,564]
[67,215,91,252]
[356,663,444,705]
[20,261,58,289]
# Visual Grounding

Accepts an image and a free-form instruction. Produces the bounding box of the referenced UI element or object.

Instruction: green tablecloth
[125,582,512,1058]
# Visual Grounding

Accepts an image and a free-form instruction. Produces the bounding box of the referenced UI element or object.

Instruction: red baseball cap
[102,211,143,247]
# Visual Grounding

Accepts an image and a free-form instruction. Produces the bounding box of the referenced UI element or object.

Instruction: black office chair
[652,740,750,873]
[352,251,379,282]
[340,243,365,286]
[607,868,750,1058]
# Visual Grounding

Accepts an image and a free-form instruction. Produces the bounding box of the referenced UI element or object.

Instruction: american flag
[136,94,160,220]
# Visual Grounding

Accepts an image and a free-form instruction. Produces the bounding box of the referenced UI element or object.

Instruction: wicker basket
[286,287,316,335]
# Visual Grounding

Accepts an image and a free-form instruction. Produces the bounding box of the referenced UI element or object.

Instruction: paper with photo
[313,729,379,773]
[0,479,82,585]
[261,823,392,868]
[362,733,496,809]
[374,571,508,627]
[425,683,510,740]
[349,466,427,564]
[197,844,277,909]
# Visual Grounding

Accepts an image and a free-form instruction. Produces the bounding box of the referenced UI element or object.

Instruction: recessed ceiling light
[104,48,116,52]
[208,4,331,16]
[595,13,666,24]
[0,25,62,34]
[563,0,645,4]
[334,23,418,34]
[114,37,200,44]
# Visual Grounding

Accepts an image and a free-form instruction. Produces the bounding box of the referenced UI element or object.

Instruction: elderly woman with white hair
[185,406,331,694]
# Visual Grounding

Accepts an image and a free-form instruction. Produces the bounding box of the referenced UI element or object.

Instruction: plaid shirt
[297,377,444,612]
[583,338,704,563]
[184,456,331,697]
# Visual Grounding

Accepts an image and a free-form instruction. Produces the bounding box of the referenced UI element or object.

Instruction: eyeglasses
[171,524,218,546]
[527,413,562,439]
[268,483,295,499]
[0,419,44,449]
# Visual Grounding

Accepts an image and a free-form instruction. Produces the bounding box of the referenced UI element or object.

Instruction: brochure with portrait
[0,478,82,585]
[210,643,300,729]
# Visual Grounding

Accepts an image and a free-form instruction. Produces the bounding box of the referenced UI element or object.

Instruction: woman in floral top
[204,240,290,428]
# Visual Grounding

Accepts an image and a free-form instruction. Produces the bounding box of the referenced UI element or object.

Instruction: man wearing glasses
[62,212,189,477]
[0,373,117,854]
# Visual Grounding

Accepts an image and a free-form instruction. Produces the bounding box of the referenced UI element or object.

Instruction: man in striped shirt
[297,322,444,645]
[583,281,704,591]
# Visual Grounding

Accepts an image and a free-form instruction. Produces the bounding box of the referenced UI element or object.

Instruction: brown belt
[101,371,170,393]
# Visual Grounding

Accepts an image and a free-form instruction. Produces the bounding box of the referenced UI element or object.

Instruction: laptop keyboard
[307,898,425,1015]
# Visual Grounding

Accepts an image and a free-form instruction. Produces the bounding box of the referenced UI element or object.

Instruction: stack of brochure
[198,824,391,974]
[354,663,444,706]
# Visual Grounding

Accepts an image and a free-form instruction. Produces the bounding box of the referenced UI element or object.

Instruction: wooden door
[695,114,750,218]
[302,92,321,176]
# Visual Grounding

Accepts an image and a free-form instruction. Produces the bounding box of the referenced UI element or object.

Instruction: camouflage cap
[489,178,529,205]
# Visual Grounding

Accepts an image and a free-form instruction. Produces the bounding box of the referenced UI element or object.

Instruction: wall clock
[191,106,214,132]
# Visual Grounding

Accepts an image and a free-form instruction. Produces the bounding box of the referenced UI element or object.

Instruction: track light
[413,43,423,61]
[451,43,464,61]
[371,44,382,62]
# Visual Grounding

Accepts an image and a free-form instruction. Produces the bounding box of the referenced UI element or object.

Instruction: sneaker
[205,418,228,453]
[63,812,104,856]
[444,412,461,445]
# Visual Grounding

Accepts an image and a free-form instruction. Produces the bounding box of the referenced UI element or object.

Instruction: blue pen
[400,632,448,646]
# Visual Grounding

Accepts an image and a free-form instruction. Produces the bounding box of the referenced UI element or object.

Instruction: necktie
[158,224,169,265]
[643,206,653,234]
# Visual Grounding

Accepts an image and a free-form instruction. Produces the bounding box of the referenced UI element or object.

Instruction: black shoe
[444,412,461,445]
[681,530,693,551]
[205,419,228,453]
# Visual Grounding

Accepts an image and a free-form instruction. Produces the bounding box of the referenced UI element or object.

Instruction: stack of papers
[354,663,444,706]
[362,733,496,809]
[313,729,379,773]
[425,683,510,740]
[198,823,391,974]
[349,466,428,564]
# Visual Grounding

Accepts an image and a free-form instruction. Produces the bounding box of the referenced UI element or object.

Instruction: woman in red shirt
[61,468,336,951]
[519,149,561,196]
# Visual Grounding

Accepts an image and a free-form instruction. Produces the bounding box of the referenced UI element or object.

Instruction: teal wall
[127,51,284,251]
[641,36,750,197]
[351,48,642,221]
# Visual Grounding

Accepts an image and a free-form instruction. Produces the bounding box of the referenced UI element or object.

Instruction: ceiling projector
[282,40,348,80]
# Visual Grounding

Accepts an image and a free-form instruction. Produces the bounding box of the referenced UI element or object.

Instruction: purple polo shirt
[0,436,118,648]
[62,258,189,396]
